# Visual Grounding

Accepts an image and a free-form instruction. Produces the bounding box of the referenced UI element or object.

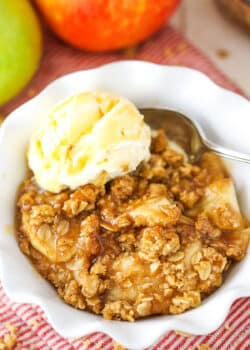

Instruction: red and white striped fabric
[0,24,249,349]
[0,286,249,349]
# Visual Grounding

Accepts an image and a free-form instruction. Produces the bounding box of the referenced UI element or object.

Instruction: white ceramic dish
[0,61,250,349]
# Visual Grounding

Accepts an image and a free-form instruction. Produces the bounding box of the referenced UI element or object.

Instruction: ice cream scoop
[28,91,151,193]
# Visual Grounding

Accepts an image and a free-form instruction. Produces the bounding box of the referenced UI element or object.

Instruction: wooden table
[171,0,250,95]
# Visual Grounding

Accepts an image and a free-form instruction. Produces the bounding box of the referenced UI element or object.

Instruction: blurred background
[172,0,250,94]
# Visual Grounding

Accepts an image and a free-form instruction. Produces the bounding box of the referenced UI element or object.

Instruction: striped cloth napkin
[0,24,249,350]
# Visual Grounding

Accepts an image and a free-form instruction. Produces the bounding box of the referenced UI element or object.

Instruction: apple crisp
[16,129,249,321]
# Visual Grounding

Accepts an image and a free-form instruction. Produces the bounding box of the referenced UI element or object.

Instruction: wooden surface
[171,0,250,95]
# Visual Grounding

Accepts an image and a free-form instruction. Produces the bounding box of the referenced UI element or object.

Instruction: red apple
[34,0,181,52]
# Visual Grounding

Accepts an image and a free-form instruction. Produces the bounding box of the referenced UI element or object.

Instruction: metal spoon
[140,108,250,164]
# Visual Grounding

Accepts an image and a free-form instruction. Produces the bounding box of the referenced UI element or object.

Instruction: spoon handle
[204,140,250,164]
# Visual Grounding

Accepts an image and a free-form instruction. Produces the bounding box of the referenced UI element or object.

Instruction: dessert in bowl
[16,90,249,321]
[0,62,250,349]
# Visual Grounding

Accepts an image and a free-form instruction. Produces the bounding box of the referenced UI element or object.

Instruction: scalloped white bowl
[0,61,250,349]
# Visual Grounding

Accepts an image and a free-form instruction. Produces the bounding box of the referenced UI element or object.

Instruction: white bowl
[0,61,249,349]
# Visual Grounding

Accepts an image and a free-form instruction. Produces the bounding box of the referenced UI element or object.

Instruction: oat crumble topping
[113,340,126,350]
[16,129,249,321]
[0,324,17,350]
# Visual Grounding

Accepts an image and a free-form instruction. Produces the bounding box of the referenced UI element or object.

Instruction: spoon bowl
[141,108,250,164]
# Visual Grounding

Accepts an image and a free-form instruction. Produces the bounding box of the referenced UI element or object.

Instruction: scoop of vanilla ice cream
[28,91,151,193]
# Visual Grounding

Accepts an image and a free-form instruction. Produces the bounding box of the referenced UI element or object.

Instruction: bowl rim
[0,60,249,349]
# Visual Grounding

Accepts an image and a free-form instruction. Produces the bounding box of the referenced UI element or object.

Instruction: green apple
[0,0,42,106]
